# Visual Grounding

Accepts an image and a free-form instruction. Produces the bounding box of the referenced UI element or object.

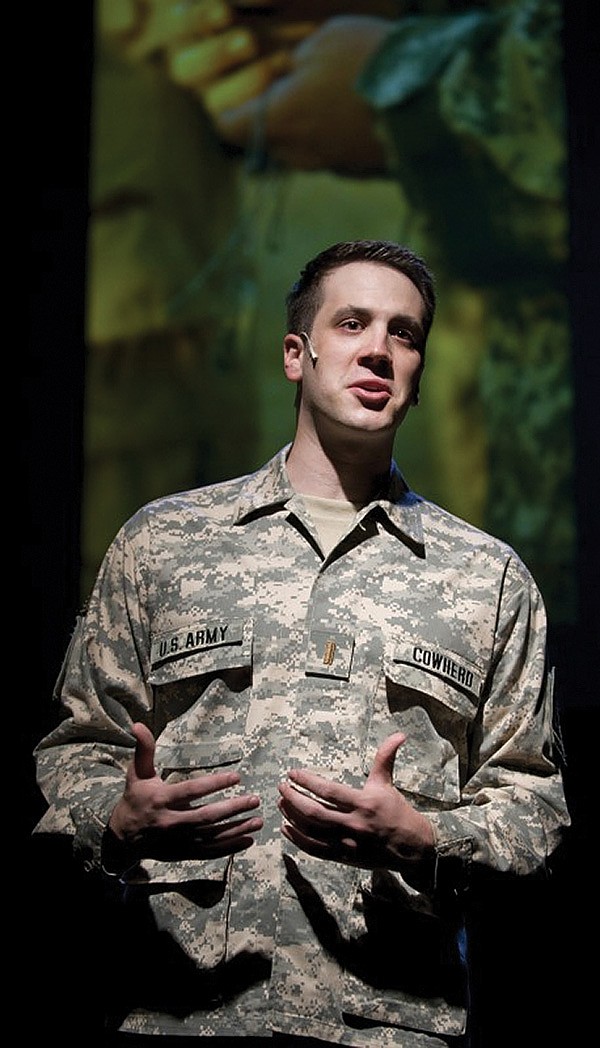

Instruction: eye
[391,326,418,348]
[340,318,363,332]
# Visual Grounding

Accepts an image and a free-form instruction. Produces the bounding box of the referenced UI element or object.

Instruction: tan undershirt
[301,494,365,557]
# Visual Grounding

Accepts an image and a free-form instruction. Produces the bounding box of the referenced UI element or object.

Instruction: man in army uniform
[34,241,568,1046]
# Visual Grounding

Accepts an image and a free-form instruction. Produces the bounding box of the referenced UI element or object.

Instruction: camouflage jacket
[35,447,568,1044]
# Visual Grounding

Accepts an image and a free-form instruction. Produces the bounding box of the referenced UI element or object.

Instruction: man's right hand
[106,722,263,864]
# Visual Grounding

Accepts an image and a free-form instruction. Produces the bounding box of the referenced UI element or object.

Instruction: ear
[283,333,305,385]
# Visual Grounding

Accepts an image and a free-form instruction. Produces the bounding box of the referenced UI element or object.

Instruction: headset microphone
[300,331,318,366]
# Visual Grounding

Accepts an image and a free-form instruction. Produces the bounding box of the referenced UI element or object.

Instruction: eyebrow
[330,305,425,346]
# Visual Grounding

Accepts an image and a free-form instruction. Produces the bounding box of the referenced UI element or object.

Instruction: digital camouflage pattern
[35,447,569,1044]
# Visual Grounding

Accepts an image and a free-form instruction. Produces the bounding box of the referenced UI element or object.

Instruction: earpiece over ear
[300,331,318,366]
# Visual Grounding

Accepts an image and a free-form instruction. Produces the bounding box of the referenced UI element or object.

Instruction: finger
[277,785,348,838]
[366,732,407,788]
[131,721,158,781]
[237,18,317,54]
[195,836,257,858]
[266,22,318,46]
[169,791,261,827]
[127,0,233,62]
[184,813,263,842]
[280,819,329,856]
[166,770,243,807]
[143,823,261,861]
[200,50,292,117]
[168,28,259,89]
[208,813,264,842]
[282,771,355,812]
[280,820,358,865]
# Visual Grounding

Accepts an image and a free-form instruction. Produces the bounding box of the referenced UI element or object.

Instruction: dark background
[24,2,598,1045]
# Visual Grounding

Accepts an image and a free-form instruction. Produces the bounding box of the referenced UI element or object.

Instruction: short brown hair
[285,240,436,351]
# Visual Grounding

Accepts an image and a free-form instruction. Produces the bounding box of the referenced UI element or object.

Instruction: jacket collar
[234,445,425,555]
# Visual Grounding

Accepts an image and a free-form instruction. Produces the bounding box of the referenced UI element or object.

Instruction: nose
[358,327,392,372]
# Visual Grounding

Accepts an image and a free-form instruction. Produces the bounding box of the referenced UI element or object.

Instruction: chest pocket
[148,617,253,777]
[365,638,484,807]
[117,619,253,891]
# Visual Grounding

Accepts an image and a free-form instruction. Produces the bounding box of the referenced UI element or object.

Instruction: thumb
[366,732,406,788]
[131,721,157,781]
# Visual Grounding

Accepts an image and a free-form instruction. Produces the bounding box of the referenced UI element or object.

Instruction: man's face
[285,261,426,443]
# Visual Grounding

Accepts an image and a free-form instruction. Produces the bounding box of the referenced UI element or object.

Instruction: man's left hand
[278,732,435,869]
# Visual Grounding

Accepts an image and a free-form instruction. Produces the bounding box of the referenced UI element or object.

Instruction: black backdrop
[24,3,598,1045]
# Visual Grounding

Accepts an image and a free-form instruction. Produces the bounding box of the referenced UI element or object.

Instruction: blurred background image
[82,0,576,625]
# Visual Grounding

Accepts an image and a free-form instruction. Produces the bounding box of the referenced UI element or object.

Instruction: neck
[286,427,393,504]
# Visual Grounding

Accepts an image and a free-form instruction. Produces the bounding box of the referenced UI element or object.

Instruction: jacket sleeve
[426,554,569,896]
[34,514,153,871]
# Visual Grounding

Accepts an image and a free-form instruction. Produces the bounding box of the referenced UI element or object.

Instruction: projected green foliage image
[84,0,575,621]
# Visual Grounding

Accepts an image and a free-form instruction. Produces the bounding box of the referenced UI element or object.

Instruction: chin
[339,415,398,438]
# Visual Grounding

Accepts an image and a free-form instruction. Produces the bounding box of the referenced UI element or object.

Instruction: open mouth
[349,382,392,407]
